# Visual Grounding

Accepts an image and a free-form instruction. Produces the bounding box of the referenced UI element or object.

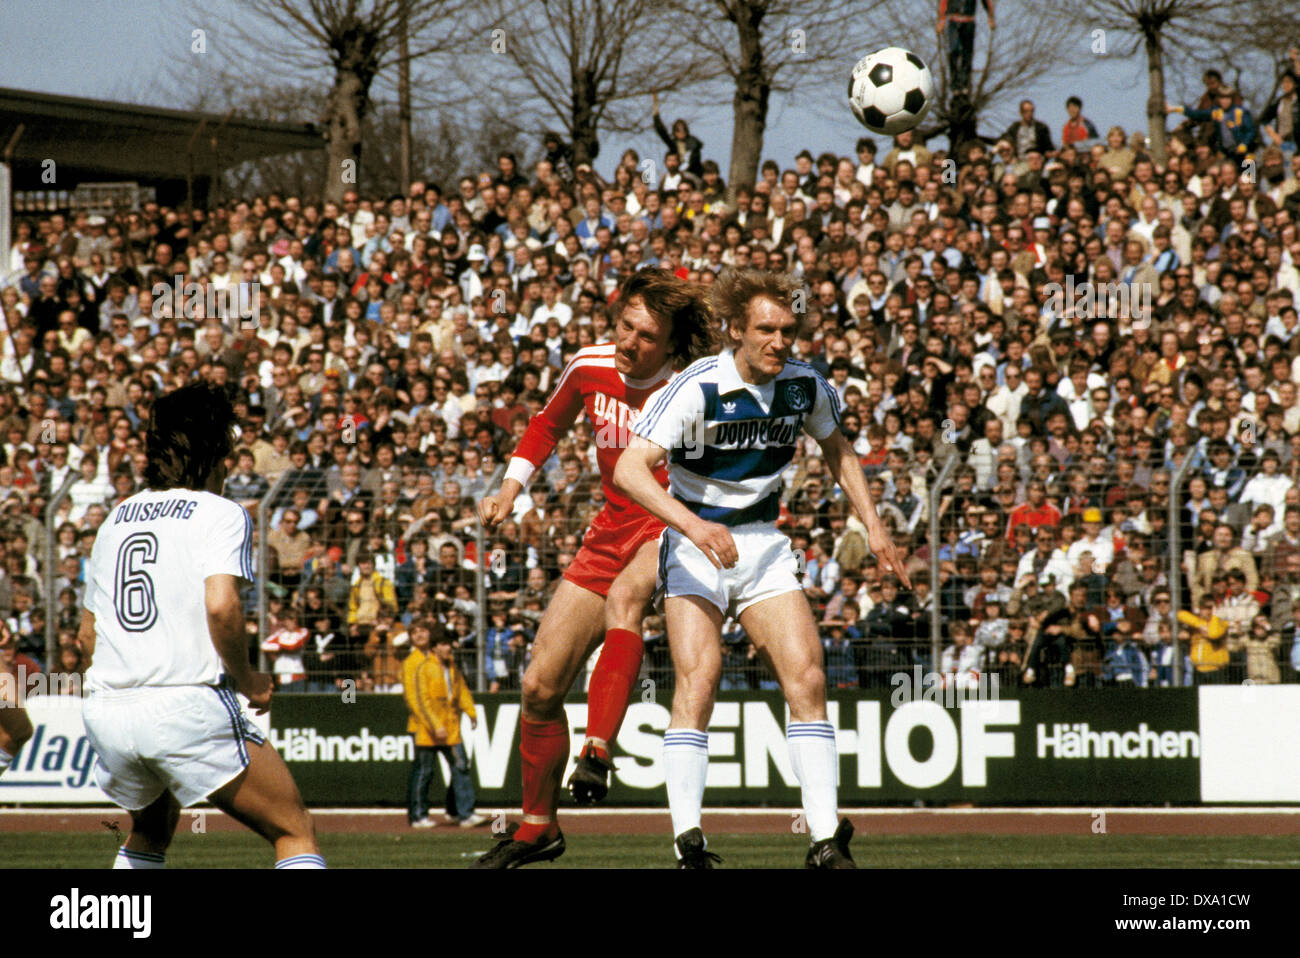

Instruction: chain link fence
[28,401,1300,701]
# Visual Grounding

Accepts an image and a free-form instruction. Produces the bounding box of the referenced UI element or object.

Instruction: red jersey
[508,343,672,515]
[1006,501,1062,542]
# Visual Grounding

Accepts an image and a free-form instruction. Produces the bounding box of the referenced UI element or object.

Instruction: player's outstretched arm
[613,437,737,569]
[206,573,273,714]
[818,428,912,589]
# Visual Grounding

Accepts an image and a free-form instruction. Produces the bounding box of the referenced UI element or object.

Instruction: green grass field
[4,832,1300,869]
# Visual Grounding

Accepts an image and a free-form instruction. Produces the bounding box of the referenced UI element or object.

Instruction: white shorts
[82,682,266,810]
[657,521,802,617]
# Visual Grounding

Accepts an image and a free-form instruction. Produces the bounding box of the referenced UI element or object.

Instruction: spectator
[1061,96,1099,148]
[262,609,309,692]
[1002,99,1054,157]
[940,621,986,690]
[1102,626,1149,687]
[410,628,484,827]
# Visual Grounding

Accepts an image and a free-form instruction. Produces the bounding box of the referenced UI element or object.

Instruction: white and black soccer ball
[848,47,935,136]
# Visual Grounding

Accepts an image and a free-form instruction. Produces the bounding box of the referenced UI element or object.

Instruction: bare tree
[213,0,490,202]
[1071,0,1294,165]
[659,0,886,200]
[875,0,1080,157]
[190,75,528,202]
[469,0,717,167]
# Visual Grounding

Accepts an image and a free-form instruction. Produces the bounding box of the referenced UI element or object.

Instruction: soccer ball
[848,47,934,136]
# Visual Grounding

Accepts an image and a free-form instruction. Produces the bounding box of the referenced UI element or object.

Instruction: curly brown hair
[710,268,808,348]
[610,267,720,369]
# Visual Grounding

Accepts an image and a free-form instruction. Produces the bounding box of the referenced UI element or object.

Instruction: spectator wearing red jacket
[262,611,309,692]
[1007,480,1062,543]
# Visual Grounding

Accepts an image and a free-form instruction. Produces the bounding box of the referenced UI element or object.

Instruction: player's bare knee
[786,664,828,720]
[605,581,643,632]
[521,668,563,717]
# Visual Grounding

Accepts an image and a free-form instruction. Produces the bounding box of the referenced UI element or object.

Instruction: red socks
[584,628,645,758]
[515,717,569,843]
[514,630,643,843]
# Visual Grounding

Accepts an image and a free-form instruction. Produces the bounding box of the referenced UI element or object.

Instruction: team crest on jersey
[784,382,811,412]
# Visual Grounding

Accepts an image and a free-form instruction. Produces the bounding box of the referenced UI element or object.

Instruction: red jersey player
[473,269,718,868]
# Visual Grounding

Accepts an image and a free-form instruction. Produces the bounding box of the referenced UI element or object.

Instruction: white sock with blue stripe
[787,721,838,843]
[113,847,165,869]
[275,853,327,869]
[664,728,709,851]
[0,747,12,773]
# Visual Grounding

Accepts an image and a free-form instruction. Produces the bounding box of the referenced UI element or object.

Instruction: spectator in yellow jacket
[349,553,397,627]
[403,621,484,827]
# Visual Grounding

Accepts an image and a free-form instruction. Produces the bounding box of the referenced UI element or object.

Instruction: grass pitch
[4,831,1299,869]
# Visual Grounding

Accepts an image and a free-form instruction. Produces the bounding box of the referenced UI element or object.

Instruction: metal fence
[235,443,1300,695]
[31,433,1300,700]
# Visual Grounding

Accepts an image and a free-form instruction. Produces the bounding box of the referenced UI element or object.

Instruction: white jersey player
[614,268,910,868]
[79,382,323,869]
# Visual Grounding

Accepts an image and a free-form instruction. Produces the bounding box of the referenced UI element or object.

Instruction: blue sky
[0,0,1172,183]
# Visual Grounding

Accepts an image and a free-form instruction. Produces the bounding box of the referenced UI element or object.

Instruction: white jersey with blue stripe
[635,349,841,525]
[83,489,255,691]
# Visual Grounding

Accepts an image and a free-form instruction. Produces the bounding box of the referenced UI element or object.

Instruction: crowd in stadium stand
[5,62,1300,696]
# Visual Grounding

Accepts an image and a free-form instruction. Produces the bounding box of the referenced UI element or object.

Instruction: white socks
[663,728,709,848]
[113,847,165,869]
[787,721,839,842]
[111,847,326,869]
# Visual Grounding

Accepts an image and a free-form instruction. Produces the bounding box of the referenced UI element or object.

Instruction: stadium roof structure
[0,86,323,204]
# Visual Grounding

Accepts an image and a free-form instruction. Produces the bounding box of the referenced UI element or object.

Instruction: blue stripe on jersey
[636,358,718,437]
[672,442,797,483]
[677,490,781,527]
[700,381,768,422]
[240,507,254,579]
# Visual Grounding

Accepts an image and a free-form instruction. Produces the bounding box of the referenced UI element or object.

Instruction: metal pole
[928,455,960,674]
[257,472,290,671]
[473,464,506,693]
[2,124,25,288]
[1168,451,1196,687]
[43,473,78,670]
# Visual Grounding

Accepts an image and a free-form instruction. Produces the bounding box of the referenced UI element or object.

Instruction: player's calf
[210,741,325,868]
[114,792,180,869]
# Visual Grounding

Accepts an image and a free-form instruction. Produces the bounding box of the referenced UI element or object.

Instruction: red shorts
[563,507,666,598]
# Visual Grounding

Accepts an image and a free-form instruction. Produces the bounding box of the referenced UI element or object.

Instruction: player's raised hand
[238,672,275,715]
[869,532,911,590]
[686,518,738,569]
[477,490,513,529]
